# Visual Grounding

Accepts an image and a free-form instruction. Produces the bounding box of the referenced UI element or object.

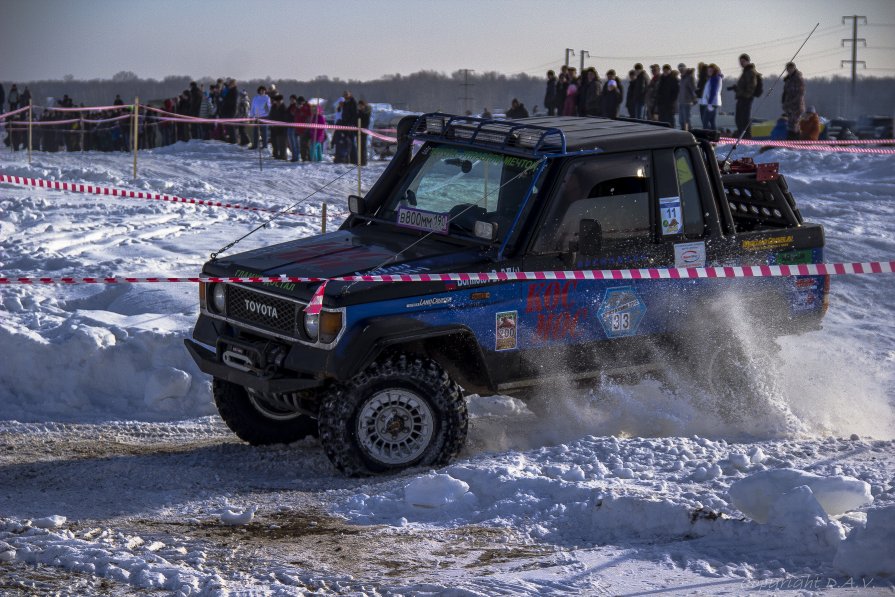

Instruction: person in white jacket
[249,86,271,149]
[699,63,723,130]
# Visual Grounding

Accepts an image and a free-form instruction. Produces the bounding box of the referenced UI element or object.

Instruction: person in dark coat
[656,65,680,127]
[603,70,623,104]
[358,99,372,165]
[544,70,558,116]
[7,85,19,111]
[645,64,661,120]
[176,90,192,142]
[729,53,758,139]
[506,98,529,119]
[600,79,622,118]
[221,79,238,143]
[189,81,203,138]
[625,70,637,117]
[629,63,650,119]
[0,83,5,113]
[781,61,805,138]
[267,94,291,160]
[578,68,601,116]
[113,94,124,106]
[677,64,697,131]
[340,90,358,163]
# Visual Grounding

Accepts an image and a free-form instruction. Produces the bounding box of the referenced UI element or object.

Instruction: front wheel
[318,353,468,475]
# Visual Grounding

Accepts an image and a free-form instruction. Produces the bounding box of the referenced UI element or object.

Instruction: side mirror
[348,195,366,215]
[579,219,602,255]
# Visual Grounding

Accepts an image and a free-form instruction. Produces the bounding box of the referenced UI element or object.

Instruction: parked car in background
[855,115,894,140]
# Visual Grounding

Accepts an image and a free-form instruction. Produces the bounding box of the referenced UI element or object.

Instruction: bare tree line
[4,70,893,120]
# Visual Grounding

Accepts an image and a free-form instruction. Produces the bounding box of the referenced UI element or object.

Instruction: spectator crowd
[536,54,820,140]
[1,78,374,162]
[2,54,824,159]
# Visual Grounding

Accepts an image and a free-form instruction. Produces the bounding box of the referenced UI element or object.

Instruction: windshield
[379,145,540,241]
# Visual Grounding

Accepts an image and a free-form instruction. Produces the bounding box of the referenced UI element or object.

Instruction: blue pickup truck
[186,114,828,475]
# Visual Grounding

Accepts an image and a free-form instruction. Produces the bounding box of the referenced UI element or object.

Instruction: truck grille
[226,285,299,338]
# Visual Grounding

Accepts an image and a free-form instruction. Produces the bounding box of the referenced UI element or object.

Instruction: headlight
[211,284,227,314]
[304,313,320,340]
[303,311,343,344]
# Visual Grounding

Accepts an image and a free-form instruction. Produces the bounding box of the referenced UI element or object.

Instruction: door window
[532,153,651,254]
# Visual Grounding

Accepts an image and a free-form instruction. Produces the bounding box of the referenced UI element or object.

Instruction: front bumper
[184,339,324,393]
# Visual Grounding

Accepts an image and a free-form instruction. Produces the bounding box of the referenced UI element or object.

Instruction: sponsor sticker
[774,248,813,264]
[659,196,683,235]
[674,241,706,268]
[397,206,449,235]
[597,287,647,338]
[742,235,794,251]
[495,311,518,351]
[406,296,453,309]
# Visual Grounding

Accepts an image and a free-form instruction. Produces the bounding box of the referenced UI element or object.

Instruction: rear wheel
[213,379,318,445]
[318,353,468,476]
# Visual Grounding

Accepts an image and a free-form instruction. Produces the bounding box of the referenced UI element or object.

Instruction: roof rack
[411,113,568,157]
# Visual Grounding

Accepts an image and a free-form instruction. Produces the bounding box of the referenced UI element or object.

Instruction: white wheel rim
[247,390,304,421]
[356,389,434,465]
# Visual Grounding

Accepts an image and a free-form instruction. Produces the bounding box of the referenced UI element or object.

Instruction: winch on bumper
[185,337,324,394]
[185,281,345,394]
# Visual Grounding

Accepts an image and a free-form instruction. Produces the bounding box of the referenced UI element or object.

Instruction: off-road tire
[318,353,468,476]
[213,378,318,445]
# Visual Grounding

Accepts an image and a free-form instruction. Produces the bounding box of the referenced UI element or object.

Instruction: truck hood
[203,229,489,281]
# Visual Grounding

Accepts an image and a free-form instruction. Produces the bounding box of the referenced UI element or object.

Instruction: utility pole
[565,48,575,67]
[580,50,591,74]
[459,68,475,115]
[841,15,867,99]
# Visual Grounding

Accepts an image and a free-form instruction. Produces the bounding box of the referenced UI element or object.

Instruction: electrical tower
[580,50,591,73]
[841,15,867,98]
[565,48,575,67]
[458,69,475,115]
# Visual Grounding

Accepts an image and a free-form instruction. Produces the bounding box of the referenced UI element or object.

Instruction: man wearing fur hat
[782,62,806,139]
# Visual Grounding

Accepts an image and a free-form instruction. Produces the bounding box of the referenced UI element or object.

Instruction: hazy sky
[3,0,894,82]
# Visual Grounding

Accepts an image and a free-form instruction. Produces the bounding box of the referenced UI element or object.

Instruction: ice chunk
[728,469,872,523]
[404,473,470,508]
[220,505,258,526]
[766,485,845,547]
[834,506,895,577]
[0,541,15,562]
[32,515,66,529]
[144,367,192,408]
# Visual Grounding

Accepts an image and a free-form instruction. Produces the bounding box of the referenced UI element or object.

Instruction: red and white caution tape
[719,137,895,146]
[0,105,32,120]
[0,173,339,220]
[2,260,893,314]
[34,104,132,113]
[718,137,895,154]
[140,105,398,142]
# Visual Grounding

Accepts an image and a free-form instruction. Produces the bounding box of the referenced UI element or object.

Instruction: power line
[587,25,845,62]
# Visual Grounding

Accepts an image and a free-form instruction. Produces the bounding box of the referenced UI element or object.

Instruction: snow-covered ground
[0,142,893,595]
